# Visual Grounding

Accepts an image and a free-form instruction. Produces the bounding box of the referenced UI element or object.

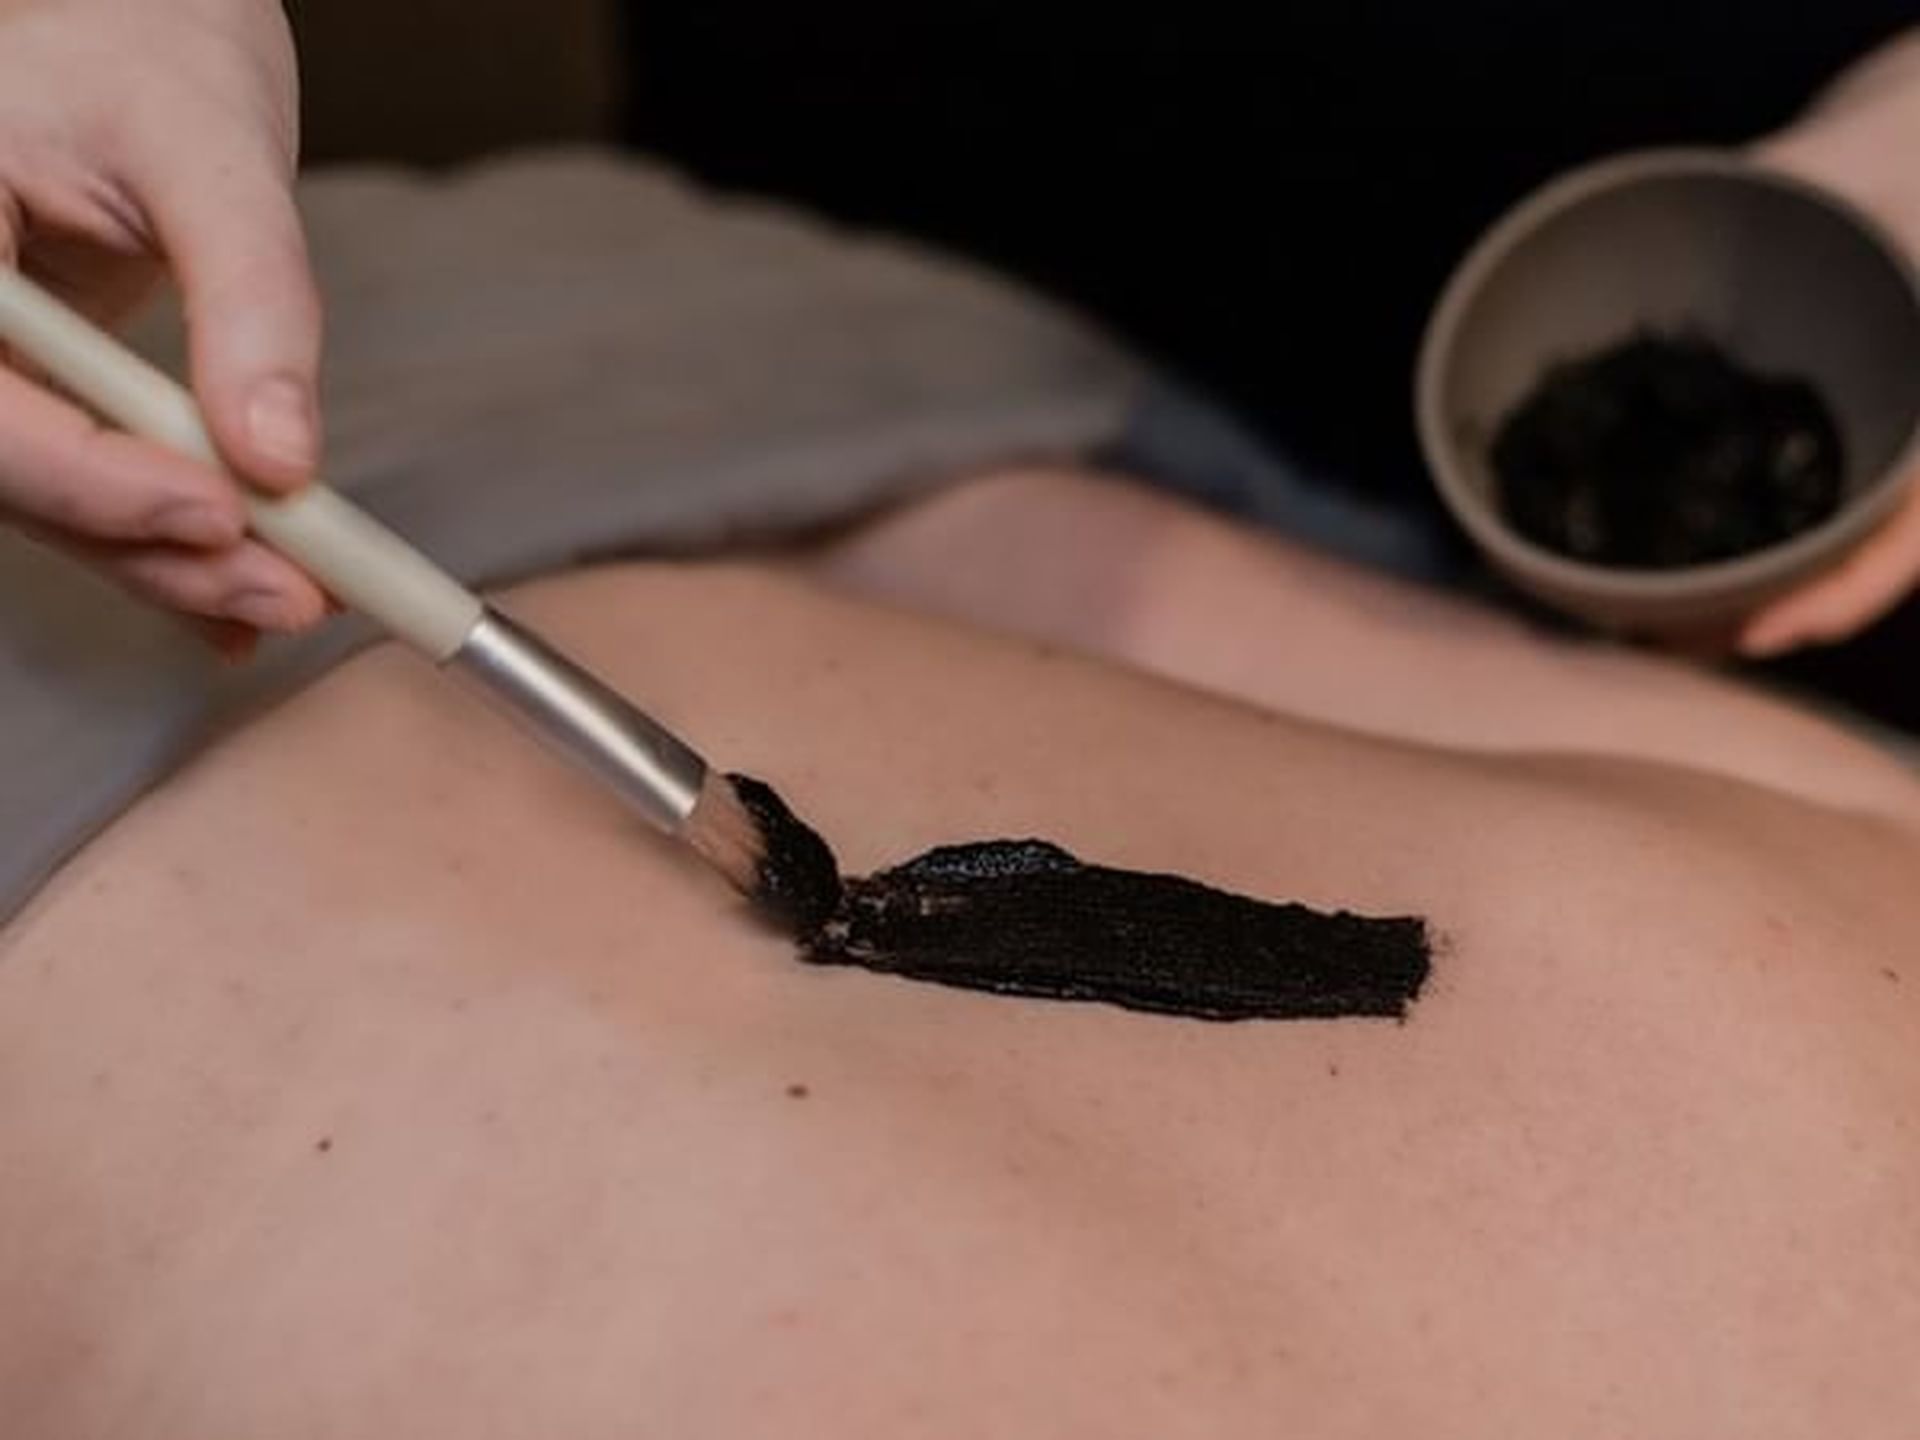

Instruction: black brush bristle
[725,774,844,938]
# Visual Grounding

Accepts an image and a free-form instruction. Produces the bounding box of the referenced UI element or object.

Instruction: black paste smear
[1492,332,1845,570]
[728,776,1431,1023]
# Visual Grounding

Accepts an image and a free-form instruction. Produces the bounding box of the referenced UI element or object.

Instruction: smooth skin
[2,472,1917,1436]
[0,3,1915,655]
[822,467,1920,821]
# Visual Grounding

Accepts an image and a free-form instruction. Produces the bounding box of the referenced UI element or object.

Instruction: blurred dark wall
[289,0,621,166]
[292,0,1912,483]
[624,2,1912,493]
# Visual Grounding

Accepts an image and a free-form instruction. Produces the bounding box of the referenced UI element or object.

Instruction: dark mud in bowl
[1417,150,1920,638]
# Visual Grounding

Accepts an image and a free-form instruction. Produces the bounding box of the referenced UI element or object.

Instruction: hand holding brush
[0,266,801,922]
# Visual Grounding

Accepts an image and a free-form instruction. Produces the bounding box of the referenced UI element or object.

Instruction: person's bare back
[2,518,1916,1437]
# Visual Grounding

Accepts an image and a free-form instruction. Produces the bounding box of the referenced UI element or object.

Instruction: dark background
[623,2,1911,497]
[295,2,1920,726]
[621,2,1919,725]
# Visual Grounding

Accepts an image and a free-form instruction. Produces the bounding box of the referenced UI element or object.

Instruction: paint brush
[0,270,783,916]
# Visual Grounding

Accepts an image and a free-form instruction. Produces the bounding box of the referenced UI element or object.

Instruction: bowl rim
[1415,146,1920,601]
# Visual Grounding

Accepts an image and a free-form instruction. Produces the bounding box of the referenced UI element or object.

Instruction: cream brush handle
[0,269,708,833]
[0,270,482,658]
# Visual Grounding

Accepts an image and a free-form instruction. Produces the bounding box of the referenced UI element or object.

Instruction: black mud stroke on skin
[814,840,1431,1022]
[727,776,1431,1023]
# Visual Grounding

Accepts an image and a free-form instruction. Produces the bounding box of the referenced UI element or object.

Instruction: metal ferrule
[444,606,707,833]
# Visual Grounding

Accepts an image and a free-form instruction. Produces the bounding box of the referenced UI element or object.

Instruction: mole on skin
[728,775,1431,1023]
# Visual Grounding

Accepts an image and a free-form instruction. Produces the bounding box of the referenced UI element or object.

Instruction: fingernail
[151,499,242,548]
[224,588,298,630]
[246,377,317,474]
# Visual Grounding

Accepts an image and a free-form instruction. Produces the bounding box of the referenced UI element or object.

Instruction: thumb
[133,127,323,493]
